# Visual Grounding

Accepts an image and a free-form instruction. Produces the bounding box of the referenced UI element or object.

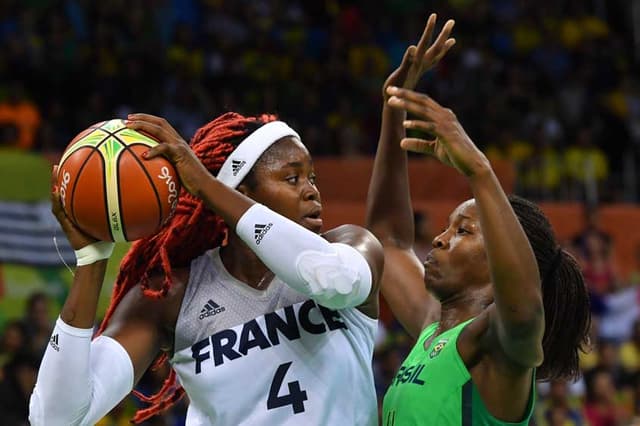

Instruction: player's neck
[220,235,274,290]
[438,285,492,333]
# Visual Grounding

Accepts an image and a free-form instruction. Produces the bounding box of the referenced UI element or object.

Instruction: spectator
[571,205,619,296]
[620,320,640,379]
[18,292,52,357]
[583,367,632,426]
[564,127,609,203]
[591,340,625,388]
[572,205,612,258]
[520,125,563,200]
[599,285,639,343]
[581,233,620,296]
[0,0,632,203]
[0,351,40,426]
[0,321,25,379]
[535,379,585,426]
[0,83,41,150]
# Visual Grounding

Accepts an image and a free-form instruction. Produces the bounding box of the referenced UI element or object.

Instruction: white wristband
[75,242,115,266]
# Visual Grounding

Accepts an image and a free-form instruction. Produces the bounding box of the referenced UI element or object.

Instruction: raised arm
[387,86,544,366]
[365,14,455,337]
[30,170,165,426]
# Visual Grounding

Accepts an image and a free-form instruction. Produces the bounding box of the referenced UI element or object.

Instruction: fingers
[427,37,456,68]
[51,165,58,189]
[387,86,442,108]
[387,90,442,123]
[51,188,63,216]
[399,45,417,71]
[434,38,456,62]
[143,143,171,160]
[424,19,455,63]
[415,13,437,58]
[126,120,176,151]
[128,113,165,126]
[403,120,436,135]
[127,113,180,138]
[388,95,430,119]
[400,138,436,155]
[125,119,184,161]
[433,19,455,49]
[49,167,97,246]
[50,165,59,206]
[50,165,66,219]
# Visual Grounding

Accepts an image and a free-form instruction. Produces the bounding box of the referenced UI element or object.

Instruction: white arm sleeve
[29,318,134,426]
[235,204,372,309]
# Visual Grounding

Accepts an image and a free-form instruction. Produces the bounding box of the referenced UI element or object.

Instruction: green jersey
[382,319,535,425]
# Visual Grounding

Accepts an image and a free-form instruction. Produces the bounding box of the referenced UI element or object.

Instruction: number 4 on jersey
[267,362,308,414]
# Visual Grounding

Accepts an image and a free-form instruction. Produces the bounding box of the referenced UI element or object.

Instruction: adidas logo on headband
[231,160,246,176]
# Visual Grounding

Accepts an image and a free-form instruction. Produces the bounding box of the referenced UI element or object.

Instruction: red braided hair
[96,112,278,423]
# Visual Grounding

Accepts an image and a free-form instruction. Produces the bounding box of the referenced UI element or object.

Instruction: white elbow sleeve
[29,318,134,426]
[296,242,372,309]
[236,204,372,308]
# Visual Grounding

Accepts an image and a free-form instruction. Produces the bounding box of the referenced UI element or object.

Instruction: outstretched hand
[126,113,210,197]
[386,86,491,178]
[383,13,456,100]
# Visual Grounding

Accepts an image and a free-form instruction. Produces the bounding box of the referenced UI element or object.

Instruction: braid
[97,112,277,423]
[540,250,590,380]
[508,195,591,381]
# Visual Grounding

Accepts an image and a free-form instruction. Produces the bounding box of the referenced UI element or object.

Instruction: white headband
[216,121,301,188]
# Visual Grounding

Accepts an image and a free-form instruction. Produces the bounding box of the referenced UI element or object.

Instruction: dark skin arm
[387,87,544,365]
[127,115,251,228]
[51,167,177,387]
[101,271,187,384]
[387,86,544,420]
[365,14,455,337]
[52,165,106,329]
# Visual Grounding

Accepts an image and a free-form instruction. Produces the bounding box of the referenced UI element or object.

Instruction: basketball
[56,119,180,242]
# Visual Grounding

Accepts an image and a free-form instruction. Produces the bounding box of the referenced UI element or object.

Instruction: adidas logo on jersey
[231,160,246,176]
[199,299,226,320]
[49,333,60,352]
[254,223,273,245]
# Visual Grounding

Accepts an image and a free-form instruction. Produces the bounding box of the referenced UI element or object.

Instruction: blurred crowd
[2,0,640,425]
[0,0,639,202]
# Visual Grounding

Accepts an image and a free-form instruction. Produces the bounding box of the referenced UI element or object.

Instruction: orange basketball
[56,119,180,242]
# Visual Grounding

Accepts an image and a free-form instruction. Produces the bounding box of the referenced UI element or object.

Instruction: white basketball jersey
[170,248,378,425]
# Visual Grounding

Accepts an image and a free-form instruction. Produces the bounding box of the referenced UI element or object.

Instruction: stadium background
[1,0,639,424]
